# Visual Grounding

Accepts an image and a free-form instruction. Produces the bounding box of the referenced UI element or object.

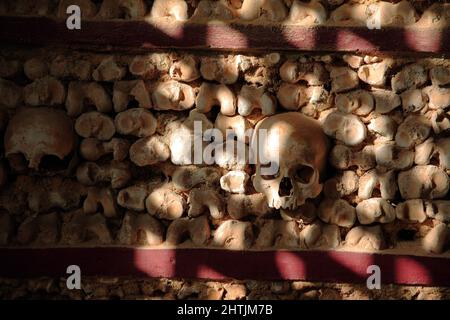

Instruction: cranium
[251,112,328,210]
[4,107,75,169]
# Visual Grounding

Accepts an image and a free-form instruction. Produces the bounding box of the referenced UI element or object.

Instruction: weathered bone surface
[23,76,65,106]
[113,80,151,112]
[75,111,115,141]
[317,198,356,228]
[213,220,253,250]
[66,82,112,116]
[226,193,272,220]
[83,187,117,218]
[118,212,164,246]
[356,198,395,224]
[80,138,129,162]
[5,107,75,169]
[115,108,157,138]
[152,81,195,111]
[166,215,210,246]
[61,210,112,245]
[252,112,328,210]
[255,219,299,248]
[345,225,385,251]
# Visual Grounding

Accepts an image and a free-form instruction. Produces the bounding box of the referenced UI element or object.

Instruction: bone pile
[0,47,449,254]
[0,0,449,27]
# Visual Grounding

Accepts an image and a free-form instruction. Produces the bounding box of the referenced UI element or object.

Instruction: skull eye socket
[260,161,279,180]
[294,165,315,184]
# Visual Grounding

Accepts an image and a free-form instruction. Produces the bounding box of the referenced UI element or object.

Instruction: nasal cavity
[279,177,293,197]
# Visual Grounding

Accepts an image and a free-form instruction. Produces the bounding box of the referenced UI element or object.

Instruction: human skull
[251,112,328,210]
[5,107,75,169]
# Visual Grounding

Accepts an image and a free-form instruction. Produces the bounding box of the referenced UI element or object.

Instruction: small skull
[4,107,75,169]
[251,112,328,210]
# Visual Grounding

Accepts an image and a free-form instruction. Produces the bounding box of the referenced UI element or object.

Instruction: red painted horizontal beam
[0,16,449,53]
[0,248,448,286]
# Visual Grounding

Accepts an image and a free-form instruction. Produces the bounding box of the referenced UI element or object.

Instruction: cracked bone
[117,184,149,212]
[415,138,450,169]
[145,184,186,220]
[391,64,428,93]
[113,80,151,112]
[24,57,48,80]
[118,212,164,246]
[287,0,326,25]
[220,171,249,194]
[345,225,385,251]
[61,211,112,245]
[191,0,235,21]
[0,79,22,108]
[83,187,117,218]
[423,86,450,110]
[425,201,450,223]
[356,198,395,224]
[0,56,21,79]
[152,80,195,111]
[398,165,449,199]
[150,0,188,21]
[226,193,272,219]
[76,161,131,189]
[329,144,375,171]
[430,66,450,86]
[92,57,126,82]
[50,55,92,80]
[426,109,450,134]
[395,199,428,223]
[329,67,359,93]
[66,82,112,116]
[395,115,431,148]
[5,107,75,169]
[323,170,359,199]
[213,220,253,250]
[166,215,211,246]
[255,219,299,248]
[330,1,417,26]
[343,55,364,69]
[215,113,252,144]
[0,213,13,245]
[373,90,401,114]
[279,60,328,85]
[335,90,374,116]
[169,56,200,82]
[214,140,249,171]
[235,0,287,22]
[172,166,221,191]
[23,76,65,106]
[167,110,213,165]
[323,111,367,146]
[374,142,414,170]
[129,55,160,79]
[299,221,341,249]
[80,138,129,162]
[200,56,240,84]
[188,187,225,220]
[97,0,146,19]
[280,201,316,224]
[129,136,170,167]
[368,115,397,141]
[115,108,157,138]
[401,88,427,113]
[17,212,60,245]
[317,198,356,228]
[419,3,450,27]
[358,169,397,200]
[196,82,236,116]
[237,85,276,116]
[357,60,393,86]
[422,223,448,254]
[75,111,115,141]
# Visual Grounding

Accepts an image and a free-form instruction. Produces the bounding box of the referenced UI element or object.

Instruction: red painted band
[0,248,448,286]
[0,16,448,53]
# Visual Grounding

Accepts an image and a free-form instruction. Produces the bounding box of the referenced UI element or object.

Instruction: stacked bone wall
[0,47,448,254]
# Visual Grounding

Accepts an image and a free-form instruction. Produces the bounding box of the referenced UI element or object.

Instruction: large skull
[5,107,75,169]
[251,112,328,210]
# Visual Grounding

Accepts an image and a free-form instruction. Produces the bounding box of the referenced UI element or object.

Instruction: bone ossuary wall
[0,45,449,255]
